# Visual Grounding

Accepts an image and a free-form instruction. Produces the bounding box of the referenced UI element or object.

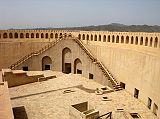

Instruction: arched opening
[55,33,58,38]
[87,34,89,40]
[62,47,72,74]
[145,37,148,46]
[74,58,82,74]
[121,36,124,43]
[50,33,53,38]
[42,56,52,70]
[140,37,143,45]
[150,37,153,47]
[60,33,62,38]
[68,34,72,37]
[154,37,158,48]
[135,37,138,45]
[20,33,24,38]
[26,33,29,38]
[3,33,7,38]
[31,33,34,38]
[116,36,119,43]
[14,33,18,38]
[82,34,85,40]
[36,33,39,38]
[131,36,134,44]
[99,35,101,41]
[45,33,48,39]
[112,35,115,43]
[126,36,129,44]
[91,35,93,41]
[103,35,106,42]
[94,35,97,41]
[78,34,81,40]
[64,33,67,38]
[108,35,110,42]
[9,33,13,38]
[41,33,44,38]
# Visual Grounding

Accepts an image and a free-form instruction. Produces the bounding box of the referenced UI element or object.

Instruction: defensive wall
[0,30,160,118]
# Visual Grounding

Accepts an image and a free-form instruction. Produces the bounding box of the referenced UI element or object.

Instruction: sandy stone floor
[9,71,158,119]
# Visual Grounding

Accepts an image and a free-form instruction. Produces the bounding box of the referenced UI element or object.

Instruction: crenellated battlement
[0,30,73,40]
[0,30,159,50]
[75,31,160,49]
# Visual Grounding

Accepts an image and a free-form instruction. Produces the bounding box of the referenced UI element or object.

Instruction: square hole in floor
[130,113,141,118]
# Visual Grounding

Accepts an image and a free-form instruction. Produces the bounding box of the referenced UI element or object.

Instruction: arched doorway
[42,56,52,70]
[74,58,82,74]
[3,33,8,38]
[62,47,72,74]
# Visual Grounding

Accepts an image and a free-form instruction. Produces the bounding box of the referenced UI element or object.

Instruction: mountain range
[20,23,160,32]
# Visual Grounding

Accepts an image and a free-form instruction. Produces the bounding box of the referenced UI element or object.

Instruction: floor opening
[77,69,82,74]
[13,106,28,119]
[130,113,141,118]
[153,103,158,116]
[22,66,28,71]
[65,63,71,74]
[45,65,50,70]
[148,97,152,109]
[120,82,126,89]
[134,88,139,99]
[89,73,93,79]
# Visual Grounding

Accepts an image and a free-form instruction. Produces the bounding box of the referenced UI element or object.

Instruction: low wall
[0,82,14,119]
[2,69,44,87]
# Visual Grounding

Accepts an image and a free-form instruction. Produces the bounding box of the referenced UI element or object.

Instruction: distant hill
[22,23,160,32]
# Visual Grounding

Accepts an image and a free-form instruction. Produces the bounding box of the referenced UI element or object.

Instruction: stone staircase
[72,37,122,91]
[8,38,64,70]
[8,35,122,91]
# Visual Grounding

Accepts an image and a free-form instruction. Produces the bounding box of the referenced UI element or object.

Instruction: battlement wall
[0,30,159,55]
[0,30,73,41]
[75,31,160,48]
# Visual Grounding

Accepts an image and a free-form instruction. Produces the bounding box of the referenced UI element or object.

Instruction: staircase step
[9,38,61,70]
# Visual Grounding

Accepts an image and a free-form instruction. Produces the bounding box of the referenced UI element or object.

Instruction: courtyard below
[9,71,158,119]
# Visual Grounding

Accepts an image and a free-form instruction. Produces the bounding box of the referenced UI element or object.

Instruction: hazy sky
[0,0,160,29]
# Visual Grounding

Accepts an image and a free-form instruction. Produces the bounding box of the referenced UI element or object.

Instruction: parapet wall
[0,30,159,49]
[72,31,160,57]
[0,30,159,56]
[0,29,73,41]
[0,82,14,119]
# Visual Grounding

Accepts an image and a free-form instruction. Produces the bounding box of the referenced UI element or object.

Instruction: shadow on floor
[13,106,28,119]
[76,85,96,93]
[11,85,83,100]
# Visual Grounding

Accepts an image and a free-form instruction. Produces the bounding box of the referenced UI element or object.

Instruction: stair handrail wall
[72,37,121,90]
[8,35,66,69]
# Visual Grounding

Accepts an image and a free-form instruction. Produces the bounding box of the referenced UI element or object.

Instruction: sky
[0,0,160,29]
